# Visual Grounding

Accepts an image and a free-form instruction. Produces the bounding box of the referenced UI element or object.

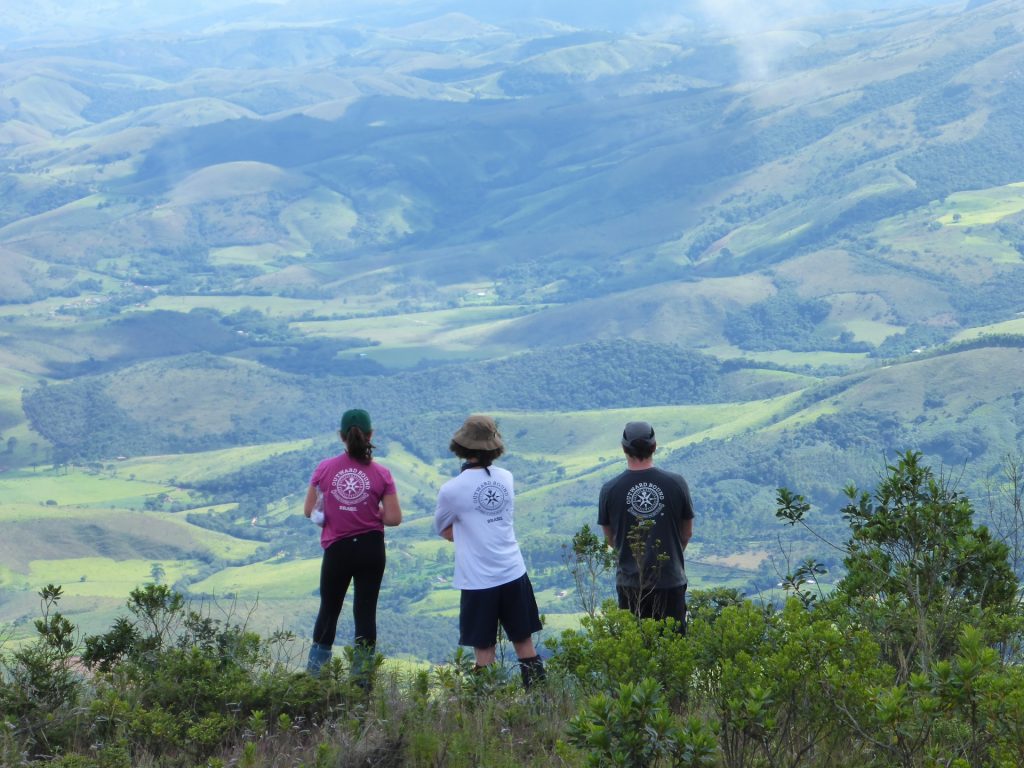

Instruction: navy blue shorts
[459,572,543,648]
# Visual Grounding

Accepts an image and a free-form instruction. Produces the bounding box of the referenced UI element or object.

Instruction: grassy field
[0,468,171,507]
[936,183,1024,227]
[871,188,1024,279]
[952,317,1024,341]
[25,557,193,598]
[702,344,873,369]
[190,557,321,600]
[291,306,540,356]
[146,295,370,319]
[279,188,359,249]
[499,396,807,475]
[117,439,315,484]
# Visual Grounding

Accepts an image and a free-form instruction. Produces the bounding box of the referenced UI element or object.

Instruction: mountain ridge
[1,0,1023,645]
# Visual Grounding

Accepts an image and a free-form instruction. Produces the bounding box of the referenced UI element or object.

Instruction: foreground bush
[2,453,1023,766]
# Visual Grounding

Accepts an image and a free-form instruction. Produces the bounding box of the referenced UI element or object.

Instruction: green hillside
[1,0,1023,657]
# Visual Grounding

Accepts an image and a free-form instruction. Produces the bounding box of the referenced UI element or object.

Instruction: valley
[1,0,1023,662]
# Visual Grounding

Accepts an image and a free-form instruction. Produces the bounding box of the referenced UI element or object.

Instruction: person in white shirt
[434,414,545,688]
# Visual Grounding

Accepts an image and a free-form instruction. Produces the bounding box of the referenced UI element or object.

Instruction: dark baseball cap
[340,408,372,435]
[621,421,656,452]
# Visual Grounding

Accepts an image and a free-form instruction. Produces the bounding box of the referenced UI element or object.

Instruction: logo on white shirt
[473,480,508,514]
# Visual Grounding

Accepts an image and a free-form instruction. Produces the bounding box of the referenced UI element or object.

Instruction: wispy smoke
[695,0,825,80]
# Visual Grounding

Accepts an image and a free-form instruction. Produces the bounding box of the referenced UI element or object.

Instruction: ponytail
[344,426,374,462]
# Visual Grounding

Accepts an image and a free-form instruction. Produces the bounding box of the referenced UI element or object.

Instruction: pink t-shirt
[310,453,396,549]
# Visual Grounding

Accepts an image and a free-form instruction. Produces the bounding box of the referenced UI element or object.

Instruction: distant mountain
[2,0,1023,646]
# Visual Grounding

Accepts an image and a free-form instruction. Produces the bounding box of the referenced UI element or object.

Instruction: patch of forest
[23,340,727,461]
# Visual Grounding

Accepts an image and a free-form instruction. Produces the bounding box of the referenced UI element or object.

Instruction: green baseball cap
[340,408,372,435]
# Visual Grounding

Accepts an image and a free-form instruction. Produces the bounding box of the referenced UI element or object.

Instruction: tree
[779,451,1017,680]
[563,524,615,618]
[150,562,166,584]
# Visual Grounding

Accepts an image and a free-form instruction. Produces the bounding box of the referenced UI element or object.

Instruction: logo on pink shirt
[332,468,372,505]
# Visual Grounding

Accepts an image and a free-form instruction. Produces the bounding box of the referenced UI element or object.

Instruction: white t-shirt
[434,465,527,590]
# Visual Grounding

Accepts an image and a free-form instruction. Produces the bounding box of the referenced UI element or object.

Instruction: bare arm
[303,485,318,518]
[680,517,693,550]
[440,525,454,541]
[380,493,402,526]
[601,524,615,548]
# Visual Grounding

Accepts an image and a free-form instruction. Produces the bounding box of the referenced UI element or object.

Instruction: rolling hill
[1,0,1023,658]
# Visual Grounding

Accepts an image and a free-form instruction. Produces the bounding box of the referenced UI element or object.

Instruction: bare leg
[473,645,496,667]
[512,637,536,659]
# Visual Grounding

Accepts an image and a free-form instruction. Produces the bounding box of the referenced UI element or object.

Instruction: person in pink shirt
[303,409,402,682]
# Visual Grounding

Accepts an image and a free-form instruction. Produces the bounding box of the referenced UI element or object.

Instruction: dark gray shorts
[616,584,688,634]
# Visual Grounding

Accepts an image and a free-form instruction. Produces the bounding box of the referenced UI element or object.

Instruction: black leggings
[312,531,385,649]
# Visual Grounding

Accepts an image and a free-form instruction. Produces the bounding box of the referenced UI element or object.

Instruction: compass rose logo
[331,468,371,505]
[473,480,508,514]
[626,482,665,519]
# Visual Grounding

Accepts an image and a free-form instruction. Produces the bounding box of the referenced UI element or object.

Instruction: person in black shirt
[598,421,694,632]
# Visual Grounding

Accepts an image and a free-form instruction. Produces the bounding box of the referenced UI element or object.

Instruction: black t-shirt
[598,466,694,589]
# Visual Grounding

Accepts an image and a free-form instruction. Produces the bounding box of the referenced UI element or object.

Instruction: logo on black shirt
[626,482,665,519]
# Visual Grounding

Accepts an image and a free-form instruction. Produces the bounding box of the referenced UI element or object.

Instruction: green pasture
[702,344,872,369]
[841,319,906,344]
[263,493,306,525]
[0,467,171,507]
[540,611,586,635]
[0,361,38,398]
[687,563,759,591]
[534,586,576,612]
[279,188,359,246]
[25,557,192,599]
[0,563,28,591]
[0,506,263,575]
[953,317,1024,341]
[873,193,1023,274]
[146,294,371,320]
[403,539,450,561]
[346,346,502,370]
[717,171,909,260]
[117,439,314,484]
[189,556,321,600]
[145,508,264,560]
[497,396,806,475]
[0,500,142,523]
[377,441,450,496]
[0,592,135,642]
[0,296,102,325]
[726,217,813,258]
[208,243,296,267]
[396,516,439,539]
[961,233,1023,265]
[410,588,459,617]
[937,183,1024,227]
[0,368,41,467]
[291,305,537,349]
[764,397,840,433]
[724,368,814,387]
